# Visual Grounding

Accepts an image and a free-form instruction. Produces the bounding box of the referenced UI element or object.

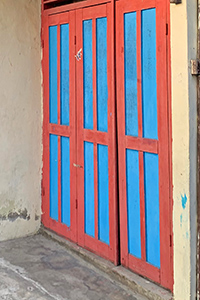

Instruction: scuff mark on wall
[180,195,188,228]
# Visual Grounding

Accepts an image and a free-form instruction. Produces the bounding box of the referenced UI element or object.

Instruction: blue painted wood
[97,18,108,133]
[49,26,58,124]
[61,137,70,227]
[60,24,69,126]
[83,20,93,130]
[124,12,138,137]
[98,144,109,245]
[126,149,141,258]
[50,134,58,221]
[141,9,158,140]
[84,142,95,237]
[144,152,160,268]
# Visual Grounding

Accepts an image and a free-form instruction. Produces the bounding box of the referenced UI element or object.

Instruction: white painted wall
[170,0,197,299]
[0,0,42,241]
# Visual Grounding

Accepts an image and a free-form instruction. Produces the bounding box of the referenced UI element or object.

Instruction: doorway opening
[42,0,173,291]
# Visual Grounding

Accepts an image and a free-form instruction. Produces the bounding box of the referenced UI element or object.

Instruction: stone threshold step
[40,227,173,300]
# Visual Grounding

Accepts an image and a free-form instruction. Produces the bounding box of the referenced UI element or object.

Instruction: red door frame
[42,10,77,242]
[167,0,174,292]
[42,0,119,265]
[41,0,173,290]
[75,2,118,264]
[116,0,173,290]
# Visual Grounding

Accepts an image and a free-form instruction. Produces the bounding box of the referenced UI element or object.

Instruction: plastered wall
[170,0,197,299]
[0,0,42,241]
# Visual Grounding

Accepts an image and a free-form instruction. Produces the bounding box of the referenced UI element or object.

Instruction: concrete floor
[0,234,148,300]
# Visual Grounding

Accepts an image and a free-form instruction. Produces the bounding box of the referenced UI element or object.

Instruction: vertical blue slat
[83,20,93,130]
[61,137,70,227]
[50,134,58,221]
[84,142,95,237]
[98,144,109,245]
[97,18,108,133]
[142,9,158,139]
[49,26,58,124]
[144,152,160,268]
[126,149,141,258]
[60,24,69,126]
[124,12,138,137]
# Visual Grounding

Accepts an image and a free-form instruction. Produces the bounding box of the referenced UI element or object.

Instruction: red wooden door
[76,2,118,264]
[116,0,172,290]
[42,10,77,242]
[42,0,118,264]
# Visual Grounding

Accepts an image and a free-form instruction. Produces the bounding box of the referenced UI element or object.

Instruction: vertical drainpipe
[197,0,200,298]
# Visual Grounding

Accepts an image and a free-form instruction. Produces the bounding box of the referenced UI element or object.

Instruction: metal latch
[191,59,200,76]
[75,48,82,61]
[73,163,83,169]
[170,0,182,4]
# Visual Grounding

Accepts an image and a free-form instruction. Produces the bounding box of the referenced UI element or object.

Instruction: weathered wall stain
[0,199,15,216]
[35,214,40,221]
[0,208,30,222]
[0,0,42,241]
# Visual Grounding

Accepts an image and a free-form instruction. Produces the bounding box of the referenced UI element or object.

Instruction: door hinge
[76,199,78,209]
[191,59,200,75]
[170,0,182,4]
[42,185,45,196]
[42,39,44,49]
[74,35,76,45]
[166,23,168,36]
[170,234,172,247]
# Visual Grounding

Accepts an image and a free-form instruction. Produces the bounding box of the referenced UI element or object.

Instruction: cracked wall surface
[0,0,42,241]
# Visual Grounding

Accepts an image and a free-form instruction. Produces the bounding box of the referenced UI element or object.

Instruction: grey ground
[0,234,148,300]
